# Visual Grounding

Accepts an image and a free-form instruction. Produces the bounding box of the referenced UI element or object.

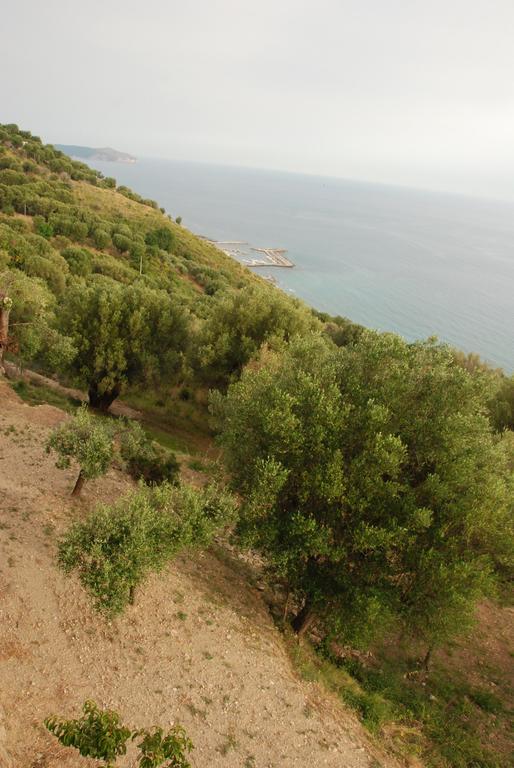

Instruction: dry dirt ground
[0,379,392,768]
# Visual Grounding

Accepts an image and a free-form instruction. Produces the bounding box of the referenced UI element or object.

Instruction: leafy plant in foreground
[45,700,193,767]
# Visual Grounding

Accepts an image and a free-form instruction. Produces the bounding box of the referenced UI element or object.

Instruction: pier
[250,248,294,267]
[207,238,295,269]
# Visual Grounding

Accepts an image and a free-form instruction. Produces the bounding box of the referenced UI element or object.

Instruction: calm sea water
[92,158,514,372]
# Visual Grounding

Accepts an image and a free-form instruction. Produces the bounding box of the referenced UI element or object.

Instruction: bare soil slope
[0,381,387,768]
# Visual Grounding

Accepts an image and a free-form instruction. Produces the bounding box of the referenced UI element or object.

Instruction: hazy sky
[2,0,514,199]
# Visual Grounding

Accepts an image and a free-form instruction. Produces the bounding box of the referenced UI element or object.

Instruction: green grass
[10,379,81,412]
[286,637,511,768]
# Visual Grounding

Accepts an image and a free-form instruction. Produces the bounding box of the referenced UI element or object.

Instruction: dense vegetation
[2,123,513,767]
[212,333,513,649]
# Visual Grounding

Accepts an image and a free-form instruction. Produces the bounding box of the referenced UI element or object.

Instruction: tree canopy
[211,332,514,647]
[59,279,189,409]
[194,284,321,387]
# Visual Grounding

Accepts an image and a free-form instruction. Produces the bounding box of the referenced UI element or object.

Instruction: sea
[90,158,514,372]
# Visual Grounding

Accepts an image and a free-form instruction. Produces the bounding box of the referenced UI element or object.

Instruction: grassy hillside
[0,123,262,306]
[1,123,513,768]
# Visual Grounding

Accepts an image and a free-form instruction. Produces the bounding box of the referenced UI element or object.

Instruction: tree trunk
[88,382,121,412]
[291,600,316,639]
[0,296,11,372]
[72,469,86,497]
[283,589,291,623]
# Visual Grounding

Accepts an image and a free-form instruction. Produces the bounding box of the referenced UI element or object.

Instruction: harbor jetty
[200,235,294,270]
[250,248,294,267]
[201,237,295,269]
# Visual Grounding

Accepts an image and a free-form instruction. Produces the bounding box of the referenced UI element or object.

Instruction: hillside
[1,123,513,768]
[54,145,137,164]
[0,380,387,768]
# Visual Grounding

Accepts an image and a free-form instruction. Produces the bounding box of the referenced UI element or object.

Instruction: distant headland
[54,144,137,164]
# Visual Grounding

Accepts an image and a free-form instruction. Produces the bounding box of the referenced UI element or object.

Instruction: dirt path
[0,379,392,768]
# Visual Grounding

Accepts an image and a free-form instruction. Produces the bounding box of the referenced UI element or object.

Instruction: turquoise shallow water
[91,158,514,372]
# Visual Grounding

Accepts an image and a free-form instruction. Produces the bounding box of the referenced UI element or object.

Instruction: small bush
[120,421,180,485]
[45,700,193,767]
[62,246,93,276]
[58,481,236,614]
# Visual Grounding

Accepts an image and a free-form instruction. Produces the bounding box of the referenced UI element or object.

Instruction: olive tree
[211,332,513,652]
[0,268,75,372]
[59,279,189,410]
[46,405,114,495]
[58,481,236,614]
[194,284,320,387]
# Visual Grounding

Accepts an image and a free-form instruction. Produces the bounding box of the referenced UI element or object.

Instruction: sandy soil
[0,379,388,768]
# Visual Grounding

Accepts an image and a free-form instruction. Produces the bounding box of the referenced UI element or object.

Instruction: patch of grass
[176,611,187,621]
[188,458,207,472]
[218,729,238,756]
[10,379,80,412]
[285,633,512,768]
[142,423,192,454]
[468,688,504,714]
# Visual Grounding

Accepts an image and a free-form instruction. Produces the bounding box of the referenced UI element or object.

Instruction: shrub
[58,481,236,614]
[119,421,180,485]
[45,700,193,768]
[61,245,93,276]
[46,405,114,495]
[145,226,175,253]
[34,218,54,239]
[112,232,132,253]
[93,228,111,249]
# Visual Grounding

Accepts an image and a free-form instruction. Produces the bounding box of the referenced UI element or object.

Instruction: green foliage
[119,420,180,484]
[58,279,189,409]
[45,701,131,766]
[46,405,113,492]
[0,267,74,368]
[339,653,508,768]
[135,725,193,768]
[45,700,193,768]
[112,232,132,253]
[145,226,175,253]
[34,218,54,238]
[313,311,365,347]
[58,481,236,614]
[61,245,93,276]
[93,227,111,249]
[195,284,320,386]
[212,332,514,647]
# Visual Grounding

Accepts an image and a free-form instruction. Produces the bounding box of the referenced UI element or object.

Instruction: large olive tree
[59,278,188,410]
[211,332,513,651]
